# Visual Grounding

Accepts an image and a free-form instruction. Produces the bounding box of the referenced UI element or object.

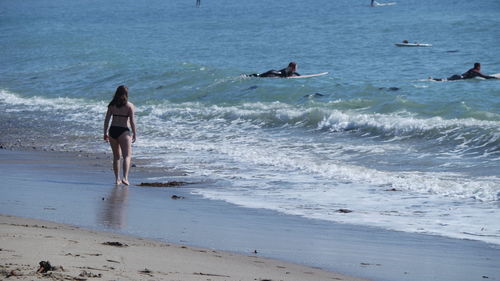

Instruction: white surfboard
[374,2,396,6]
[287,72,328,79]
[395,43,432,47]
[491,73,500,79]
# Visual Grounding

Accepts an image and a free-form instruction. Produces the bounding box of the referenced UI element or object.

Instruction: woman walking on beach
[103,85,137,185]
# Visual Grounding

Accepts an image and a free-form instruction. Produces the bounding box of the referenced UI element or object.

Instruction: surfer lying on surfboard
[247,62,301,78]
[429,63,499,81]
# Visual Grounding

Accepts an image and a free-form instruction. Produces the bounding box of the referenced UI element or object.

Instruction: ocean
[1,0,500,246]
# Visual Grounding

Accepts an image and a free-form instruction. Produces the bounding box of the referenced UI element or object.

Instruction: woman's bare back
[109,102,134,128]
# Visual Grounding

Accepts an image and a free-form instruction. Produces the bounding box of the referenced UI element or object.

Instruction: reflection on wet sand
[99,185,128,229]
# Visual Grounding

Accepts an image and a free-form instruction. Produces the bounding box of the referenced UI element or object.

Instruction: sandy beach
[0,148,368,281]
[0,214,366,281]
[1,148,499,281]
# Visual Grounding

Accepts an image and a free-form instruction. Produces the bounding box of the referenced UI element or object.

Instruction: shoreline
[1,148,500,281]
[0,214,366,281]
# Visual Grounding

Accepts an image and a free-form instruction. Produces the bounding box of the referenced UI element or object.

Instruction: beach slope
[0,214,368,281]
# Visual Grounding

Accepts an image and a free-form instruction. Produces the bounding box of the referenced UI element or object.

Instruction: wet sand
[0,214,366,281]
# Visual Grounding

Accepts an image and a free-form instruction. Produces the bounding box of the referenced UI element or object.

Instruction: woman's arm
[103,107,112,141]
[129,103,137,143]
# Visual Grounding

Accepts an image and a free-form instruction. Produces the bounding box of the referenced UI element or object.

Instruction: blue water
[1,0,500,245]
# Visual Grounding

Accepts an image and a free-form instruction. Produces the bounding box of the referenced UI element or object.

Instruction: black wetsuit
[436,68,497,81]
[249,67,300,78]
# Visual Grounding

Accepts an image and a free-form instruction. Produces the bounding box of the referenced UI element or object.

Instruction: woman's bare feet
[122,179,129,186]
[115,179,122,185]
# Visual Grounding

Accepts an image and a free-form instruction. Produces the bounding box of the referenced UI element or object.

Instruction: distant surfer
[247,62,301,78]
[196,0,200,8]
[429,63,499,81]
[371,0,377,7]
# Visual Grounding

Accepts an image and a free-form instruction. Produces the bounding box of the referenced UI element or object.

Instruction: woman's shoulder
[125,102,135,114]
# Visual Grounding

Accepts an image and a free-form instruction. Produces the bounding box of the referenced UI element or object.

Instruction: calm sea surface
[1,0,500,245]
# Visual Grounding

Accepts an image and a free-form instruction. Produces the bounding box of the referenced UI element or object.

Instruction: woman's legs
[109,138,122,184]
[118,133,132,185]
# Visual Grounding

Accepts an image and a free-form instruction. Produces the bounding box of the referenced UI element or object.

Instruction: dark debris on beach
[37,260,57,273]
[336,209,353,213]
[138,181,193,187]
[101,241,128,247]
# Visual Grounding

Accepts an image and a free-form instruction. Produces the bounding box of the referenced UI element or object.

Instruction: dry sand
[0,214,368,281]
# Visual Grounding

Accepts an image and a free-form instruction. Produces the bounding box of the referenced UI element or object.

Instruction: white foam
[3,91,499,244]
[0,89,105,120]
[135,102,500,244]
[133,101,500,200]
[318,109,500,136]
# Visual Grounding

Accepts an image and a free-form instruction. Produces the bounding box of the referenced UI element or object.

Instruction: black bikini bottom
[109,126,130,139]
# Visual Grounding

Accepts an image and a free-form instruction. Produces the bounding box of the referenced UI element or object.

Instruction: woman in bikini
[103,85,137,185]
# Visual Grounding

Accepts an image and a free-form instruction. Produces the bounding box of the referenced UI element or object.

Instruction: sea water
[1,0,499,245]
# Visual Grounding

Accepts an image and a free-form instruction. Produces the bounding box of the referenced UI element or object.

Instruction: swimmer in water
[247,62,301,78]
[430,63,499,81]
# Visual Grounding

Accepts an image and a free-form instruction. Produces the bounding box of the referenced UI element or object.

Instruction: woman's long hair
[108,85,128,108]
